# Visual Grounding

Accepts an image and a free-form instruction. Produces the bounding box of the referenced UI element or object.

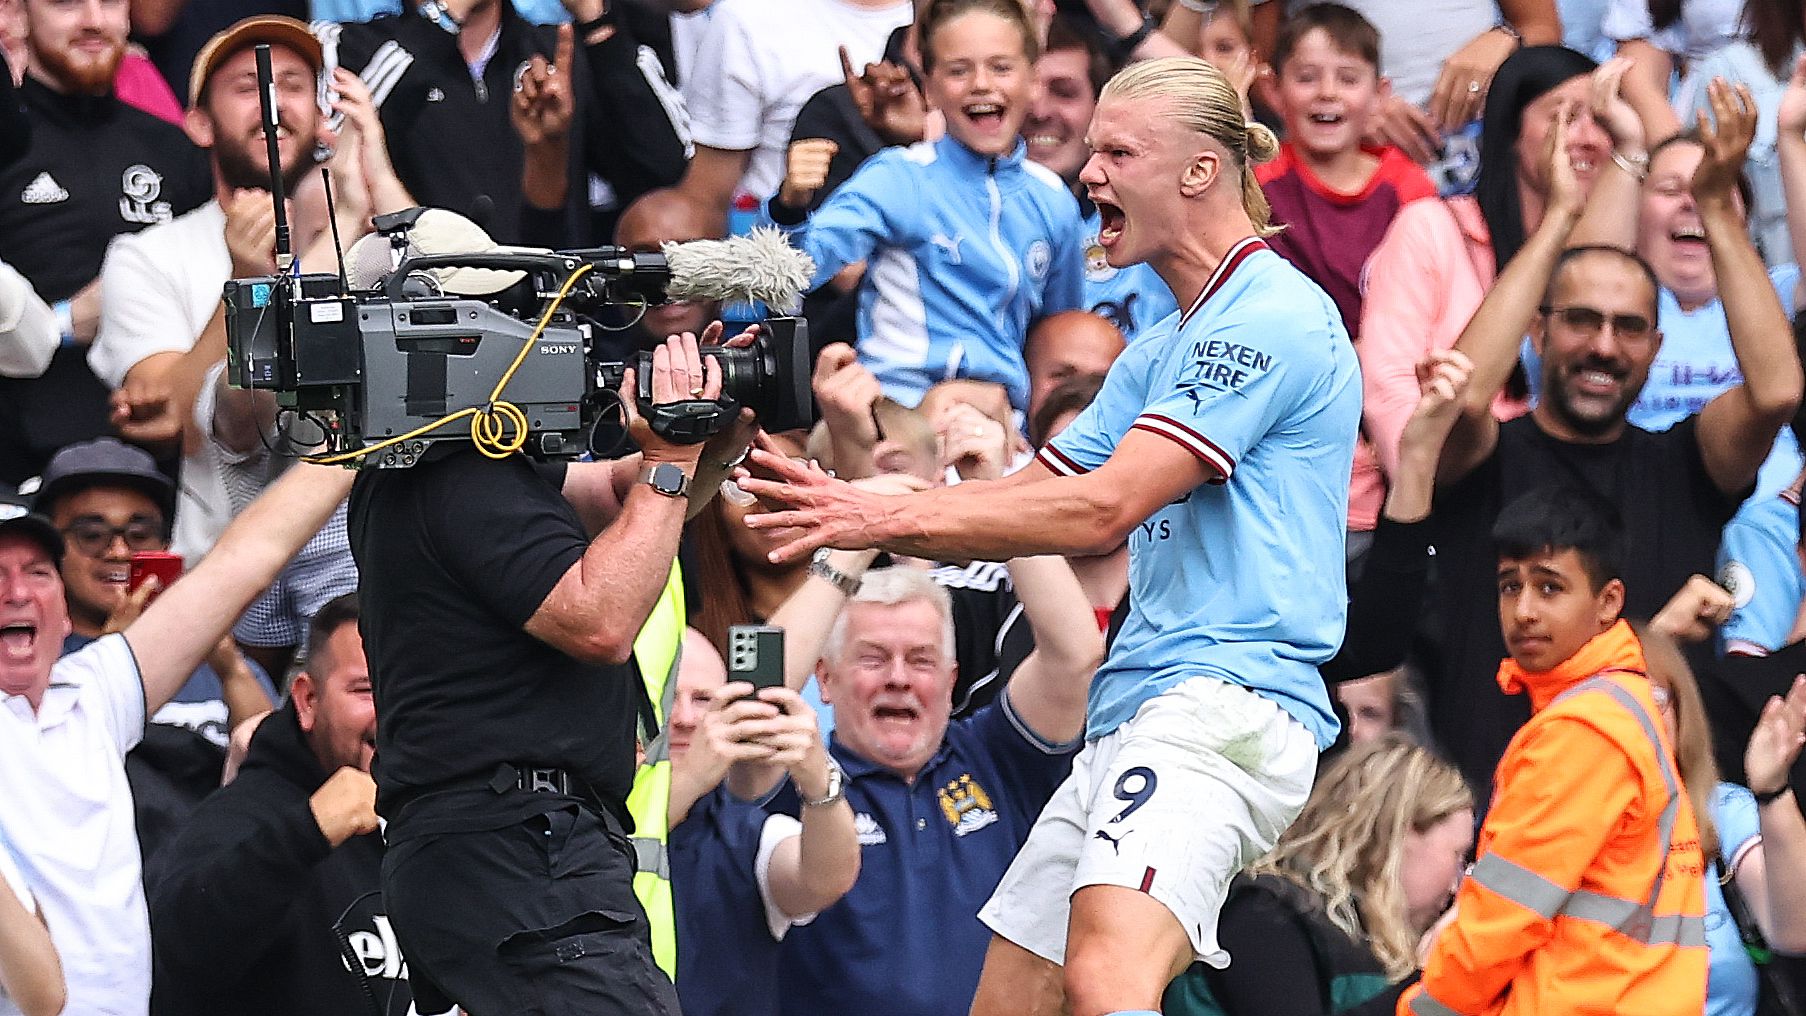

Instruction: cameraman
[347,325,756,1015]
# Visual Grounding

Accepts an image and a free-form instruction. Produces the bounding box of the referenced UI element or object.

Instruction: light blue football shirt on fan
[1039,238,1360,748]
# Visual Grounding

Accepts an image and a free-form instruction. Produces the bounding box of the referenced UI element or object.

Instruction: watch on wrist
[810,548,862,596]
[639,462,692,498]
[802,758,846,808]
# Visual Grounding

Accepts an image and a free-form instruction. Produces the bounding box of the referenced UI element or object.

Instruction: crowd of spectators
[8,0,1806,1012]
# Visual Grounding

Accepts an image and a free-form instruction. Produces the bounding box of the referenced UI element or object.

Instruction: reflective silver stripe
[1470,853,1568,918]
[1408,988,1464,1016]
[640,649,680,765]
[1559,892,1707,946]
[633,836,670,879]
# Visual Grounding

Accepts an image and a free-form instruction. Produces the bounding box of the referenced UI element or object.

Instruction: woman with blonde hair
[1164,735,1474,1016]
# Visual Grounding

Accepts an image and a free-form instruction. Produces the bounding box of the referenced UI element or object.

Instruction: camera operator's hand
[622,328,722,465]
[778,138,838,211]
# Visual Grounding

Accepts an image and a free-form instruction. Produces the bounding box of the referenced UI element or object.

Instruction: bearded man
[0,0,209,487]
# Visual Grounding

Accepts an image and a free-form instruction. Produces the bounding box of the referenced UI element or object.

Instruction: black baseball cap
[0,495,63,565]
[33,438,176,521]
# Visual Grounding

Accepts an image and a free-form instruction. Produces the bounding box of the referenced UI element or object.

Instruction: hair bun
[1243,121,1280,164]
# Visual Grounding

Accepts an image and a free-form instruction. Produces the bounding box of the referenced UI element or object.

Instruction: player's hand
[1693,78,1757,205]
[778,138,839,210]
[1369,94,1442,167]
[622,327,721,465]
[814,343,883,450]
[1746,674,1806,798]
[310,766,380,847]
[736,447,899,562]
[101,571,160,635]
[511,24,576,147]
[1650,574,1736,644]
[937,401,1009,481]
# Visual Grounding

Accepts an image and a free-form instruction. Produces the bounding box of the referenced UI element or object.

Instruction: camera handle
[640,398,740,444]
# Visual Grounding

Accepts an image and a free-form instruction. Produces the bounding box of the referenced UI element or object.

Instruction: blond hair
[1099,56,1281,237]
[1249,735,1473,980]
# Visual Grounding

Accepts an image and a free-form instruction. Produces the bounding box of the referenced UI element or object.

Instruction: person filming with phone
[347,317,760,1015]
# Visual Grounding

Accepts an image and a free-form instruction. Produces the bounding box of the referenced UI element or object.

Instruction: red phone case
[128,551,184,594]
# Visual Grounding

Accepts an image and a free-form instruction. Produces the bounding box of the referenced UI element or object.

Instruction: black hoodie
[146,701,411,1016]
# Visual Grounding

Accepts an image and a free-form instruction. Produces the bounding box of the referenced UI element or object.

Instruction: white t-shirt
[681,0,911,200]
[89,201,279,562]
[0,635,149,1016]
[1603,0,1744,61]
[0,259,56,379]
[1262,0,1492,108]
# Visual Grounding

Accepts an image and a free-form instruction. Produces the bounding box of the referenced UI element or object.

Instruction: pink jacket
[1358,196,1528,494]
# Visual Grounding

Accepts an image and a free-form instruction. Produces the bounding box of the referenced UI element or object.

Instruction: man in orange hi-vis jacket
[1402,486,1708,1016]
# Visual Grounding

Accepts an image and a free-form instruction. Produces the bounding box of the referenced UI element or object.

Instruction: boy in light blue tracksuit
[764,132,1087,411]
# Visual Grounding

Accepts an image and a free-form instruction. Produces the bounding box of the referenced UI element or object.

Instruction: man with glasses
[1418,85,1803,799]
[31,438,278,866]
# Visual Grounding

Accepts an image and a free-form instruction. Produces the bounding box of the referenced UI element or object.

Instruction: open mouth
[964,102,1006,129]
[98,565,128,588]
[253,125,294,144]
[1307,111,1344,126]
[1,622,37,660]
[872,704,920,724]
[1670,225,1707,247]
[1095,200,1126,246]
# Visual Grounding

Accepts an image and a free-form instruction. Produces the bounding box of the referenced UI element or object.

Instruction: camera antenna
[253,45,293,278]
[319,166,351,294]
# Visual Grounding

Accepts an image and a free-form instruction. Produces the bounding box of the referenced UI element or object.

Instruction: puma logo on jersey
[929,233,964,264]
[1094,828,1128,854]
[21,172,68,204]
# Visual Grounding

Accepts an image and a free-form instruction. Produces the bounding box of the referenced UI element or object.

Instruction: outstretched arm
[740,427,1212,564]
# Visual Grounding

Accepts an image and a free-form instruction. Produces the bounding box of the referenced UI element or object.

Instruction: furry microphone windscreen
[660,228,816,313]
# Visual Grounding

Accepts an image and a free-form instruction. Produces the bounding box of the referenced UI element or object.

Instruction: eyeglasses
[1539,305,1654,340]
[59,518,165,557]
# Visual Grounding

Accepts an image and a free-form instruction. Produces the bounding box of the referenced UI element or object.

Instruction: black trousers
[382,800,677,1016]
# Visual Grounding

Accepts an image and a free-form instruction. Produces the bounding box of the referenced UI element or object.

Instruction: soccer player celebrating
[738,56,1361,1016]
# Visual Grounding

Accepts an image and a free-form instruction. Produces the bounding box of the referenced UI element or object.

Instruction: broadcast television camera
[223,206,821,469]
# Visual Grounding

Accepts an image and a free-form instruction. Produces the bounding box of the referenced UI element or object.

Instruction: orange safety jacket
[1400,620,1708,1016]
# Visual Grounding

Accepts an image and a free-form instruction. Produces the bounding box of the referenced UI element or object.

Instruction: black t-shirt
[935,562,1035,719]
[1704,643,1806,819]
[1427,415,1745,795]
[0,79,208,485]
[347,449,638,832]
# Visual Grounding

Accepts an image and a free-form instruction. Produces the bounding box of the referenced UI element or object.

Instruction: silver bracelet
[809,549,862,597]
[1611,150,1649,181]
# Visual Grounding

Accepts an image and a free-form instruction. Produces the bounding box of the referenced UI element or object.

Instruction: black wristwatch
[639,462,692,498]
[1109,11,1158,63]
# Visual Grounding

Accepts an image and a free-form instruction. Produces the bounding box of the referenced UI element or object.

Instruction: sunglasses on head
[1538,304,1653,340]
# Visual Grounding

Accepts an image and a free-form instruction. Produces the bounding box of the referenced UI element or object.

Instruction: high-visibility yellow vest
[627,563,683,979]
